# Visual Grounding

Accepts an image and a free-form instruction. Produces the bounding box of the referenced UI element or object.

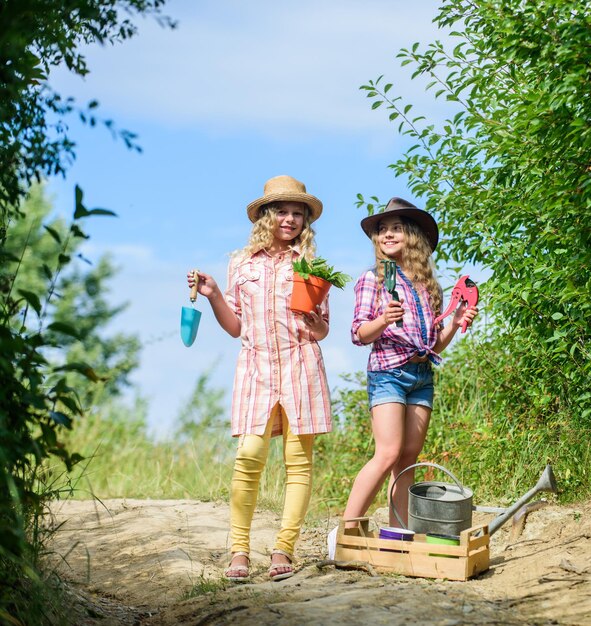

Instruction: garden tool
[433,275,479,333]
[486,464,557,536]
[381,260,403,327]
[390,462,473,536]
[391,462,557,538]
[180,270,201,347]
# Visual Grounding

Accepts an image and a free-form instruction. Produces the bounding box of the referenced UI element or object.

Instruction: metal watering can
[391,462,557,537]
[391,462,473,536]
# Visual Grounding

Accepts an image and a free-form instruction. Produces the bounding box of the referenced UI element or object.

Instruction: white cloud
[50,0,451,136]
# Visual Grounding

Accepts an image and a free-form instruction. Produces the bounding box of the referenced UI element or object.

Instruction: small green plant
[179,572,227,599]
[292,257,352,289]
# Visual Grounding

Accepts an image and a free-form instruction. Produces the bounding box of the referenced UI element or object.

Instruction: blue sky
[47,0,467,438]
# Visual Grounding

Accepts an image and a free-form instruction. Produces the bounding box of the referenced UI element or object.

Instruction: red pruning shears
[433,275,479,333]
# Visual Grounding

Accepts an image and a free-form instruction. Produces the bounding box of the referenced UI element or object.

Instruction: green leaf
[70,224,89,239]
[42,264,53,280]
[18,289,42,315]
[86,208,117,217]
[49,411,73,428]
[53,362,105,382]
[292,257,352,289]
[57,395,83,416]
[0,250,20,263]
[46,321,81,339]
[43,224,62,244]
[74,185,89,219]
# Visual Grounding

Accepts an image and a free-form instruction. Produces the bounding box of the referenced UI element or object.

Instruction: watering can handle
[389,462,469,530]
[190,270,199,303]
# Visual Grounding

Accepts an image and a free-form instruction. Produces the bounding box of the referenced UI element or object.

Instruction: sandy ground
[45,498,591,625]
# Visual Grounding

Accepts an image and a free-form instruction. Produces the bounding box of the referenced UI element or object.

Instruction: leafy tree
[175,366,228,441]
[0,186,110,623]
[0,1,173,621]
[5,185,141,409]
[357,0,591,452]
[0,0,174,227]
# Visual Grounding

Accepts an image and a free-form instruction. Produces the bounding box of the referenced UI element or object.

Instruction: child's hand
[382,298,404,326]
[187,270,197,289]
[187,270,218,299]
[301,305,328,338]
[453,303,478,330]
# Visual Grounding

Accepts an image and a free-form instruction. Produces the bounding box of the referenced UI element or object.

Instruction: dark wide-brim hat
[246,175,323,223]
[360,197,439,251]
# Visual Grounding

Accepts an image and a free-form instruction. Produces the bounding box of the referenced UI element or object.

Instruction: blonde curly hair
[241,202,316,260]
[371,217,442,317]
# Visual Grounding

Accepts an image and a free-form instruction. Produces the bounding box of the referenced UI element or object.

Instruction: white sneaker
[327,525,338,560]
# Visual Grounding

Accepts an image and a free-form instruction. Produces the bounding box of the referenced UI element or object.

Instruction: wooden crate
[334,518,490,581]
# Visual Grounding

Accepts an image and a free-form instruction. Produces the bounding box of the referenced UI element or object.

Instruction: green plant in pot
[291,257,352,313]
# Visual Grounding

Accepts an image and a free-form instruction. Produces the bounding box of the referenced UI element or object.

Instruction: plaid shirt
[351,268,442,371]
[225,247,332,437]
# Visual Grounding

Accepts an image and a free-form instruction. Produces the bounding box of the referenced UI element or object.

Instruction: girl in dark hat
[342,198,478,528]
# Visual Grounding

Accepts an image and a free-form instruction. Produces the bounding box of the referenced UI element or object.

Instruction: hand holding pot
[301,304,328,340]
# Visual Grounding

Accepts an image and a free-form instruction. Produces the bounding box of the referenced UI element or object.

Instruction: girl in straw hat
[341,198,478,530]
[187,175,332,582]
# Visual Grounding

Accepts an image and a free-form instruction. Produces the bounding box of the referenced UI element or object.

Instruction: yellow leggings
[230,403,315,557]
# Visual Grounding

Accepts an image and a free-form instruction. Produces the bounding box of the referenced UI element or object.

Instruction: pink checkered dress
[225,248,332,437]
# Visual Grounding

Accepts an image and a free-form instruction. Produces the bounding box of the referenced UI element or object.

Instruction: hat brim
[360,208,439,251]
[247,192,323,223]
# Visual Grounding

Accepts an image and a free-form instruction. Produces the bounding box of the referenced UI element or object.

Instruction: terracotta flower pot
[290,272,332,314]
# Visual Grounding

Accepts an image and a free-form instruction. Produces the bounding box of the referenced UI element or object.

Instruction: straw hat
[360,197,439,251]
[246,175,323,223]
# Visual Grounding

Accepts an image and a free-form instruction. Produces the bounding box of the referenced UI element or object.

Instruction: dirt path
[46,498,591,625]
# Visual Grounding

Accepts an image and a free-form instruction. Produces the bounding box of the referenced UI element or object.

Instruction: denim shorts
[367,362,434,409]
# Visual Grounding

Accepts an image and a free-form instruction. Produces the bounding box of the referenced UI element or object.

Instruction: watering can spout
[488,465,557,536]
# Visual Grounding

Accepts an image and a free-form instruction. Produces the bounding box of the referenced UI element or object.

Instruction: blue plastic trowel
[180,270,201,347]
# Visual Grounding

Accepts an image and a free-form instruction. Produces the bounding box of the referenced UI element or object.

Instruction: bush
[346,0,591,513]
[314,337,591,517]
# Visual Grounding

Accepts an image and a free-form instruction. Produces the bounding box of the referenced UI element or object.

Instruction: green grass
[314,358,591,514]
[51,403,293,515]
[49,401,229,501]
[46,356,591,519]
[178,572,228,600]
